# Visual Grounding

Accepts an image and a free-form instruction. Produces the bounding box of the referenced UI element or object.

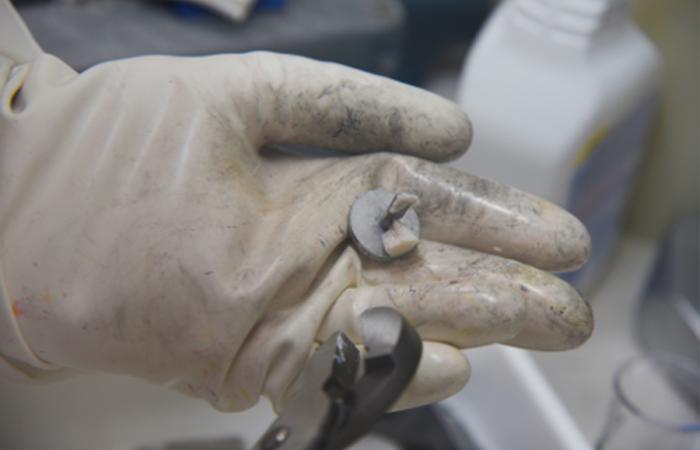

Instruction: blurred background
[2,0,698,449]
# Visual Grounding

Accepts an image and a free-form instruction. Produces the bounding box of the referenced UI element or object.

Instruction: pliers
[251,307,423,450]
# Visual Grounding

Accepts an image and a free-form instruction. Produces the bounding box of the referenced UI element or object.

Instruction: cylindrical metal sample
[349,189,420,262]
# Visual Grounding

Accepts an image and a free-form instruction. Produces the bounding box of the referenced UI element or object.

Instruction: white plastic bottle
[453,0,661,292]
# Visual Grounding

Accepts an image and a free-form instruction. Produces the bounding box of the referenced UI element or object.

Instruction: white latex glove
[0,1,593,413]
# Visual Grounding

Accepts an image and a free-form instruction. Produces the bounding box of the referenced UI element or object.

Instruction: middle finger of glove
[366,154,590,272]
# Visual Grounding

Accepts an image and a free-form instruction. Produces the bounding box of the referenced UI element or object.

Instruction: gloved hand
[0,1,593,413]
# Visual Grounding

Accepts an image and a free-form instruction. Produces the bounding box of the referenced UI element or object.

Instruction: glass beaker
[596,353,700,450]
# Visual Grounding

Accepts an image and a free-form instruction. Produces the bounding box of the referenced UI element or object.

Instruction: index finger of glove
[249,52,472,162]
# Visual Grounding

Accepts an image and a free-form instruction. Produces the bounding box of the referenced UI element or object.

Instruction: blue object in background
[171,0,287,20]
[255,0,287,12]
[170,1,210,19]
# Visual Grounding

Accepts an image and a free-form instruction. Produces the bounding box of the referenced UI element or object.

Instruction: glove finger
[388,341,470,411]
[251,53,472,162]
[320,241,593,350]
[369,154,590,272]
[374,241,594,351]
[260,151,588,273]
[318,279,527,349]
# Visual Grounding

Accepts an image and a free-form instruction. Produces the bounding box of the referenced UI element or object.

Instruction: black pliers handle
[252,307,423,450]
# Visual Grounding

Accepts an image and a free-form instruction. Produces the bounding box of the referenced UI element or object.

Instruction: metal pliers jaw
[252,307,423,450]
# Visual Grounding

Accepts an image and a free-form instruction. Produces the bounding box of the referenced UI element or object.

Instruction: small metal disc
[348,189,420,263]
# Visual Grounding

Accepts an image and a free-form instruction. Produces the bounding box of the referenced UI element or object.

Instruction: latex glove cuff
[0,263,65,381]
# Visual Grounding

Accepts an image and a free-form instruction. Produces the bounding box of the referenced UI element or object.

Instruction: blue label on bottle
[561,94,658,291]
